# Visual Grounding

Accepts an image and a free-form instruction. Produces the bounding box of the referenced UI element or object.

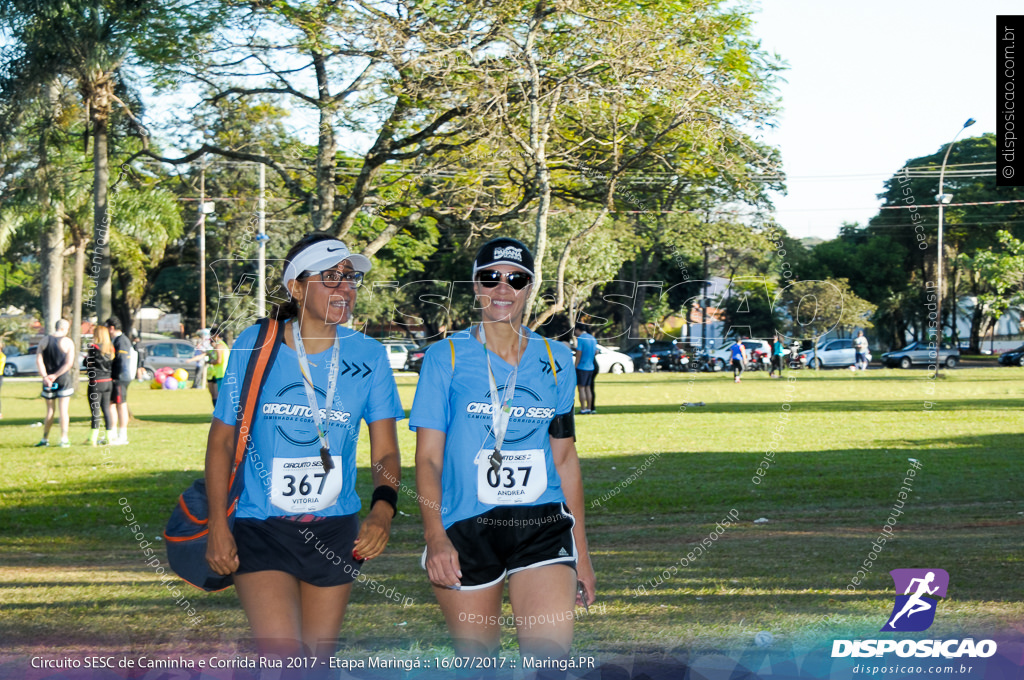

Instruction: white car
[594,344,634,374]
[801,338,859,369]
[3,345,41,376]
[381,341,419,371]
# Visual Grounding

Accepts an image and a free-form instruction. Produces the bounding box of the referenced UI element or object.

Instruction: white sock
[118,428,127,442]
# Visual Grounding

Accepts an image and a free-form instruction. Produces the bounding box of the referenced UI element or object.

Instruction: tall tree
[0,0,221,322]
[776,278,876,369]
[870,133,1024,351]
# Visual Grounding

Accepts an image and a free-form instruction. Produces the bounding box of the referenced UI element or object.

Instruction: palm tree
[1,0,220,322]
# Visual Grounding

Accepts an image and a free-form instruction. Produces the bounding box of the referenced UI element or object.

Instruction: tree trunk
[39,198,65,333]
[92,114,112,322]
[71,235,87,354]
[521,9,560,327]
[311,50,336,233]
[38,81,64,332]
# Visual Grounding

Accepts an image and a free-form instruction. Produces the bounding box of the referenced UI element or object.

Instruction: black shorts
[112,380,131,404]
[425,502,576,590]
[41,372,75,399]
[234,514,363,587]
[575,369,595,388]
[208,376,222,386]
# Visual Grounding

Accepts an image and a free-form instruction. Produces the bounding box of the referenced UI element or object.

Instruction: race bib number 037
[476,448,547,505]
[271,455,343,513]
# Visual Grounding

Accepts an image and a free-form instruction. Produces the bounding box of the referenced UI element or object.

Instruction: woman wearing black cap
[410,237,596,663]
[204,232,404,668]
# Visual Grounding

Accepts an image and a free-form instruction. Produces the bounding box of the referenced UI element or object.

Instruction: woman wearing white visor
[204,233,404,669]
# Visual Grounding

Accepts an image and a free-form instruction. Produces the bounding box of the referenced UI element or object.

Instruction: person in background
[106,317,133,445]
[206,326,230,406]
[85,325,116,446]
[768,335,785,379]
[573,323,598,414]
[35,319,77,447]
[854,330,870,371]
[190,329,211,389]
[729,337,748,384]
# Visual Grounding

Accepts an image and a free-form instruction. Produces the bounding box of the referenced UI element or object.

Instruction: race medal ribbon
[292,322,341,474]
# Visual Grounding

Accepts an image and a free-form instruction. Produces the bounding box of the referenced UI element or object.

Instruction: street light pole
[257,162,266,318]
[934,117,975,375]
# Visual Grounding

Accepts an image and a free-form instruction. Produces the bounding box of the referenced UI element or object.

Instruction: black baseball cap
[473,238,535,277]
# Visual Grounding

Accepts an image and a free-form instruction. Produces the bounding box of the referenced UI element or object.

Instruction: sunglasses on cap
[475,269,533,290]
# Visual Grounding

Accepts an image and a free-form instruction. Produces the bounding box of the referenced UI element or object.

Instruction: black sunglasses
[475,269,533,290]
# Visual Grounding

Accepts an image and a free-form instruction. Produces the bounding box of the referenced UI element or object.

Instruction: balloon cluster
[150,367,191,390]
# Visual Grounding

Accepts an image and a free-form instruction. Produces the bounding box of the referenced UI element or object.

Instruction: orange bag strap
[228,319,284,487]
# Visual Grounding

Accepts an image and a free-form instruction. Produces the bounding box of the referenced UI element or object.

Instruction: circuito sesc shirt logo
[881,568,949,632]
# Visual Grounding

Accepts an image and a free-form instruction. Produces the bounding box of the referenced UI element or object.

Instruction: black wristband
[371,485,398,517]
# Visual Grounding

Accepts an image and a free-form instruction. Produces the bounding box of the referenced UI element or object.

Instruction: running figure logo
[881,569,949,632]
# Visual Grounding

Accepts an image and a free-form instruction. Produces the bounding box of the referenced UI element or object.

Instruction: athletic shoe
[111,438,129,446]
[579,409,591,415]
[59,439,70,448]
[589,409,597,414]
[34,439,48,447]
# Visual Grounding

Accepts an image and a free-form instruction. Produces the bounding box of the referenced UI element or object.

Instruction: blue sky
[751,1,1020,239]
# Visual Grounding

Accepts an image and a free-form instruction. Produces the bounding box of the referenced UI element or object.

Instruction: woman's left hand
[353,502,392,560]
[576,553,597,607]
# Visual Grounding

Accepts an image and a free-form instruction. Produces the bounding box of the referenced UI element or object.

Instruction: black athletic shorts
[424,502,577,590]
[112,380,131,404]
[41,371,75,399]
[234,514,363,587]
[575,369,595,388]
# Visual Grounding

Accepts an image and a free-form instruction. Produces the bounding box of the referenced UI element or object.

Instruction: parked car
[622,340,688,371]
[998,343,1024,366]
[594,344,634,374]
[799,338,859,369]
[404,341,437,373]
[381,341,420,371]
[2,345,40,376]
[881,341,959,369]
[137,339,200,380]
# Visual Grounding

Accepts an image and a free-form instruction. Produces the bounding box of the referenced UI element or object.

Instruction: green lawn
[0,367,1021,660]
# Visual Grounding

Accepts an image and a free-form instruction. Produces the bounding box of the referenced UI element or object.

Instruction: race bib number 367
[271,455,343,513]
[476,448,547,505]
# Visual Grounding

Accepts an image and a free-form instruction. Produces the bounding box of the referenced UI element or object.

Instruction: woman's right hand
[206,524,239,576]
[424,536,462,588]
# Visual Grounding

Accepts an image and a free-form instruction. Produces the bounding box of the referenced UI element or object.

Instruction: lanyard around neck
[292,321,341,473]
[477,323,524,471]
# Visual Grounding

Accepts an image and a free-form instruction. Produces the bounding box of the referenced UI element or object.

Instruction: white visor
[283,240,372,298]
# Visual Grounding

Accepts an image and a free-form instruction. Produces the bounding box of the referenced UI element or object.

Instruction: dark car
[998,344,1024,367]
[405,341,440,373]
[137,339,201,380]
[880,341,959,369]
[622,340,688,371]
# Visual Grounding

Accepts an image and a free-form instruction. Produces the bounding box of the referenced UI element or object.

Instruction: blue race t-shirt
[213,322,404,520]
[409,327,576,529]
[576,332,597,371]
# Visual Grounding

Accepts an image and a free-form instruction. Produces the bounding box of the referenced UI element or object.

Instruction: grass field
[1,366,1022,663]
